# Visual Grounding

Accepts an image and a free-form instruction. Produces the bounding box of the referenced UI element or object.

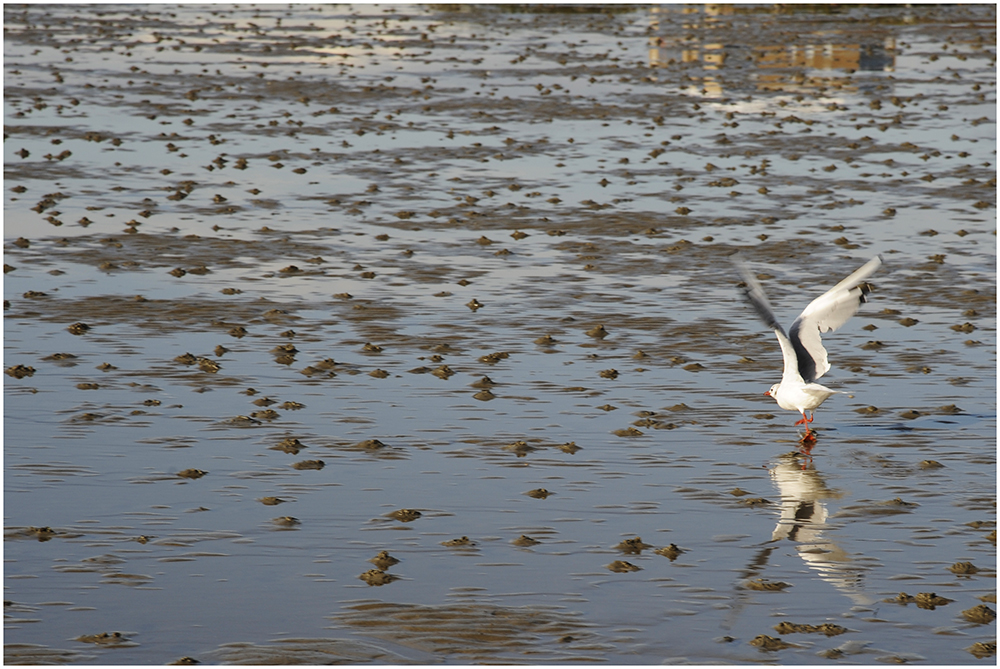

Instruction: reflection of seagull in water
[733,254,883,443]
[769,457,875,606]
[722,458,875,633]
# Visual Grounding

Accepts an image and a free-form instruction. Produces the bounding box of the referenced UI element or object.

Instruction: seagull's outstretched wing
[732,253,804,384]
[789,255,883,383]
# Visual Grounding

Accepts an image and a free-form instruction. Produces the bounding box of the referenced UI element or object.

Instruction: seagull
[733,254,883,439]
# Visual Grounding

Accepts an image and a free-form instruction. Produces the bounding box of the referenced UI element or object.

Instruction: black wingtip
[858,281,875,304]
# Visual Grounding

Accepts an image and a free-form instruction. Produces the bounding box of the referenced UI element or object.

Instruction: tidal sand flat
[4,4,995,664]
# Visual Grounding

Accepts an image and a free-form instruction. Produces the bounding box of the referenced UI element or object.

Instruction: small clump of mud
[967,641,996,659]
[388,509,421,522]
[76,632,131,646]
[5,364,35,379]
[606,560,642,573]
[368,551,400,569]
[291,459,324,470]
[884,592,955,610]
[948,561,980,574]
[773,621,848,636]
[744,578,791,591]
[271,438,305,455]
[24,525,62,541]
[961,604,996,624]
[749,635,794,651]
[615,537,654,554]
[654,544,684,560]
[503,441,536,456]
[359,569,397,586]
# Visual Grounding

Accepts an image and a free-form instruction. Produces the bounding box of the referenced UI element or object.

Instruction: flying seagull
[733,254,883,438]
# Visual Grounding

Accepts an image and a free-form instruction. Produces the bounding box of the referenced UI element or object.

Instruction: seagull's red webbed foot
[798,430,816,456]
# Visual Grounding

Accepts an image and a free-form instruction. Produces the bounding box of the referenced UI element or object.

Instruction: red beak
[763,391,771,396]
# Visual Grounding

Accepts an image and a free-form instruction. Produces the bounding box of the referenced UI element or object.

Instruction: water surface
[4,3,996,665]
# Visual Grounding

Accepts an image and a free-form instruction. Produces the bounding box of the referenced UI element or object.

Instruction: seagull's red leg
[796,409,817,449]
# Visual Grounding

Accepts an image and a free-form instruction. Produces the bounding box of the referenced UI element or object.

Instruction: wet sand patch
[2,3,995,666]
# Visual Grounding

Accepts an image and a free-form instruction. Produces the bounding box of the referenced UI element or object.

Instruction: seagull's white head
[764,383,780,398]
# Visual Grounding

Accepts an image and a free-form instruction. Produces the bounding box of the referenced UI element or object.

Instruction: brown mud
[3,3,995,666]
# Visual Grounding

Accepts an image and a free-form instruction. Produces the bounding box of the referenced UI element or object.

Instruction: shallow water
[3,3,996,665]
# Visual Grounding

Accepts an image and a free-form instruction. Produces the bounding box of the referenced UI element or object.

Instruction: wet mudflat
[3,3,996,664]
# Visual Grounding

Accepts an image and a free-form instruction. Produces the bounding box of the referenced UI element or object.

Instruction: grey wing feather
[732,253,805,383]
[732,253,786,337]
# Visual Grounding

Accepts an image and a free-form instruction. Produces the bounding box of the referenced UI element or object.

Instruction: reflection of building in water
[648,4,895,96]
[768,459,875,606]
[754,42,894,71]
